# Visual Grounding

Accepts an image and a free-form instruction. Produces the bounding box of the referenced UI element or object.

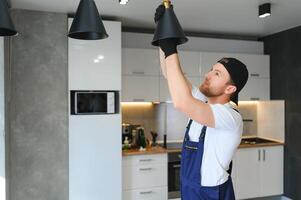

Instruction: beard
[199,80,224,98]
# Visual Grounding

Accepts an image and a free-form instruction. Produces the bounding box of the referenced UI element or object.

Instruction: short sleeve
[209,104,242,131]
[192,85,207,102]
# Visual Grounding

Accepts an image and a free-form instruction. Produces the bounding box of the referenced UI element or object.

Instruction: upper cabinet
[200,52,270,78]
[122,48,160,76]
[68,20,121,90]
[235,53,270,78]
[177,50,201,76]
[122,49,271,102]
[200,52,236,76]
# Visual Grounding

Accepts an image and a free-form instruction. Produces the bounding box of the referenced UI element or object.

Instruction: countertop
[122,146,167,156]
[122,137,285,156]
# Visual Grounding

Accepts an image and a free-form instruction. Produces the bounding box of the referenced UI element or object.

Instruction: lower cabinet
[235,146,283,199]
[122,154,168,200]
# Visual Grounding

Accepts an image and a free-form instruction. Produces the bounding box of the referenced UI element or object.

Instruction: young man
[155,5,249,200]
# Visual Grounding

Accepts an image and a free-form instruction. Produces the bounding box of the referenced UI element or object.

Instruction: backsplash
[122,101,283,142]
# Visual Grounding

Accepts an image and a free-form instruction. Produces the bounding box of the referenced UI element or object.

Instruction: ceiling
[10,0,301,38]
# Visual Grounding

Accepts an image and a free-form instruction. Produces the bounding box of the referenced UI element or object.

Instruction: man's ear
[225,85,237,95]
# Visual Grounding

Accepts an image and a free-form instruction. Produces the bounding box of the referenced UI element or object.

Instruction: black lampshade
[0,0,17,36]
[152,5,188,46]
[68,0,108,40]
[259,3,271,18]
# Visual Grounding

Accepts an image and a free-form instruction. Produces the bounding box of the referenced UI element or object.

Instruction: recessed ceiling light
[97,55,104,60]
[94,59,100,63]
[119,0,129,5]
[259,3,271,18]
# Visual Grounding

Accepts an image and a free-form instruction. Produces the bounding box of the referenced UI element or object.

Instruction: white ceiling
[10,0,301,38]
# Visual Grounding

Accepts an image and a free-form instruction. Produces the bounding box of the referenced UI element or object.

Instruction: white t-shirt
[188,86,243,186]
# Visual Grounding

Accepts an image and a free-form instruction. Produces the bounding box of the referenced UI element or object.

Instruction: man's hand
[154,4,178,58]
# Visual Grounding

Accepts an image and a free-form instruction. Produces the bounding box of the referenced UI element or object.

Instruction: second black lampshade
[0,0,17,36]
[68,0,108,40]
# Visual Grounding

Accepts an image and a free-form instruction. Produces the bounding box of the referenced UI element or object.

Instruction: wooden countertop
[122,146,167,156]
[122,139,285,156]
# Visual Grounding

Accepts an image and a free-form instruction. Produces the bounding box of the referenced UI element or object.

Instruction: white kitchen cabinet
[123,186,168,200]
[235,53,270,78]
[122,75,159,102]
[122,48,160,76]
[260,146,284,197]
[159,76,202,102]
[69,20,121,90]
[235,148,261,199]
[200,52,236,76]
[200,52,270,78]
[178,50,201,76]
[123,154,168,200]
[235,146,283,199]
[68,20,122,200]
[239,78,270,101]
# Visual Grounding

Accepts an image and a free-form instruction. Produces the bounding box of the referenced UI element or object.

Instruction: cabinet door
[159,76,201,102]
[200,52,236,76]
[123,186,168,200]
[239,78,270,101]
[260,146,284,196]
[122,48,160,76]
[122,75,159,102]
[235,148,261,199]
[69,20,121,90]
[178,50,201,76]
[235,53,270,78]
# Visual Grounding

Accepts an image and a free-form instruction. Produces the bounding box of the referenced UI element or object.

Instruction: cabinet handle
[250,97,260,101]
[139,159,153,162]
[139,167,152,171]
[132,71,145,75]
[140,191,153,195]
[133,98,145,102]
[173,164,181,168]
[263,149,266,161]
[250,73,260,77]
[258,149,261,161]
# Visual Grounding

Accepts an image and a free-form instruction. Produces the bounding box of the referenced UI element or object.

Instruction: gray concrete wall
[5,10,68,200]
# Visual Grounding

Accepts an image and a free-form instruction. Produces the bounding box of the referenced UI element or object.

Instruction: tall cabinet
[0,38,5,200]
[68,19,122,200]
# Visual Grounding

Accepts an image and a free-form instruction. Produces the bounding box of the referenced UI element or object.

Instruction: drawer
[123,186,168,200]
[123,154,167,166]
[123,164,167,190]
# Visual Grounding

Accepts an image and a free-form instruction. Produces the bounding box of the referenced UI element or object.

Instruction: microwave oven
[70,90,119,115]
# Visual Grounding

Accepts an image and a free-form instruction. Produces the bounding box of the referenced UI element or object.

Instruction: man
[155,4,249,200]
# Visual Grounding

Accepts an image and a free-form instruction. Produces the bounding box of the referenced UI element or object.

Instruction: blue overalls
[180,119,235,200]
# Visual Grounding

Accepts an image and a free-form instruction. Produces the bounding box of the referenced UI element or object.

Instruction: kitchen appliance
[168,151,182,199]
[70,90,119,115]
[136,127,146,148]
[122,123,133,144]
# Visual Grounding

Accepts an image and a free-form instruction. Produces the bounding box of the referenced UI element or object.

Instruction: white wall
[122,32,264,54]
[0,38,5,200]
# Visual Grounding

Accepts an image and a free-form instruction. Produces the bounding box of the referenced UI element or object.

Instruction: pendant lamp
[152,0,188,46]
[68,0,108,40]
[0,0,18,36]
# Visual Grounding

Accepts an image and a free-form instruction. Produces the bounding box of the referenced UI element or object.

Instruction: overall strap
[184,119,193,140]
[199,125,207,140]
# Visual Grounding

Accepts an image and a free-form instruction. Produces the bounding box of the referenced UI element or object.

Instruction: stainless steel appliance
[168,151,182,199]
[70,90,119,115]
[164,142,183,199]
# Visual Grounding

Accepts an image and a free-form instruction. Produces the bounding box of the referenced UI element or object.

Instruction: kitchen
[0,0,301,200]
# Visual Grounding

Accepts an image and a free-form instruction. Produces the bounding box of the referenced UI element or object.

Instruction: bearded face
[199,63,235,98]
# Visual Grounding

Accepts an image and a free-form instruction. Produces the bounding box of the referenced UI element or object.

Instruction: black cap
[218,58,249,105]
